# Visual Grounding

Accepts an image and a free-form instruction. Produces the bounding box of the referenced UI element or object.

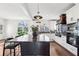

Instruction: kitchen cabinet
[20,42,50,56]
[52,34,77,55]
[73,4,79,21]
[66,5,76,24]
[66,4,79,24]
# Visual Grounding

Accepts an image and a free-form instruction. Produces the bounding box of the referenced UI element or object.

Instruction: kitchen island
[9,34,50,56]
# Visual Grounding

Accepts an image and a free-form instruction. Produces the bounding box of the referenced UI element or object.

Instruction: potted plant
[31,25,38,41]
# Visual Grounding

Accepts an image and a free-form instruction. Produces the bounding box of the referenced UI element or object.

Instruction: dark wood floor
[0,40,75,56]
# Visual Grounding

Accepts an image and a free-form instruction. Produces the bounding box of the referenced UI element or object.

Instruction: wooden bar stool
[3,38,19,56]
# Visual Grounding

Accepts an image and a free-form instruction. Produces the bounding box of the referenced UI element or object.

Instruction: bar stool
[3,38,19,56]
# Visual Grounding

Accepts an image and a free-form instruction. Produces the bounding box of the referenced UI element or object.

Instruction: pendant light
[33,3,43,20]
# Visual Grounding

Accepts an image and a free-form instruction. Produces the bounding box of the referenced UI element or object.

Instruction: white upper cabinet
[66,4,79,24]
[66,8,73,24]
[73,4,79,20]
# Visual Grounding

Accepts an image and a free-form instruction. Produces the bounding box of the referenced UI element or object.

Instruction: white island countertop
[9,34,33,42]
[9,34,50,42]
[38,34,50,41]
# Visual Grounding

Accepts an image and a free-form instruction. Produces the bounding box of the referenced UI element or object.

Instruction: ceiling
[0,3,31,20]
[24,3,75,20]
[0,3,76,20]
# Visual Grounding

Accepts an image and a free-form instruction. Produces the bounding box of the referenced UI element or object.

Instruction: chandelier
[33,3,43,20]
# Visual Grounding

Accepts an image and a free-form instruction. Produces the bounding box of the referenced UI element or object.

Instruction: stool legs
[3,49,16,56]
[14,48,15,56]
[3,48,5,56]
[10,49,12,56]
[18,45,19,55]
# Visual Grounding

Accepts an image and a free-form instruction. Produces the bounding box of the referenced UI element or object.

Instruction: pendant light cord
[37,3,40,14]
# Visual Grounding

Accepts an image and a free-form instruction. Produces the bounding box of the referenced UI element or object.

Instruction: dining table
[9,34,50,56]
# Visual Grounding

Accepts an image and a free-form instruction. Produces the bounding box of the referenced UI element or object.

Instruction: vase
[32,32,37,42]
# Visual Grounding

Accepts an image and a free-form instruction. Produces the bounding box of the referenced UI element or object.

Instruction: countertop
[9,34,50,42]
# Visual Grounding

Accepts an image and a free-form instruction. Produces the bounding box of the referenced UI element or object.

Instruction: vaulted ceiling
[0,3,76,20]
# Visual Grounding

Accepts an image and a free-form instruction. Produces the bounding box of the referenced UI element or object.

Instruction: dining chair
[3,38,20,56]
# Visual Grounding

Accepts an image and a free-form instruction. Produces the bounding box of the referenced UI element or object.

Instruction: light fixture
[36,21,41,23]
[33,3,43,20]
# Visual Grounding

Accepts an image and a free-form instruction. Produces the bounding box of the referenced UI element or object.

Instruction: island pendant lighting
[33,3,43,20]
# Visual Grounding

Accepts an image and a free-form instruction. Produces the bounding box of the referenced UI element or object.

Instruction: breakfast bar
[9,34,50,56]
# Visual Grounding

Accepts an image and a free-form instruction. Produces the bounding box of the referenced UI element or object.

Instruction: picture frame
[0,25,3,34]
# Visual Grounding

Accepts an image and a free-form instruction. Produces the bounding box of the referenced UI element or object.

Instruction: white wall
[0,19,6,39]
[5,20,19,38]
[49,21,56,31]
